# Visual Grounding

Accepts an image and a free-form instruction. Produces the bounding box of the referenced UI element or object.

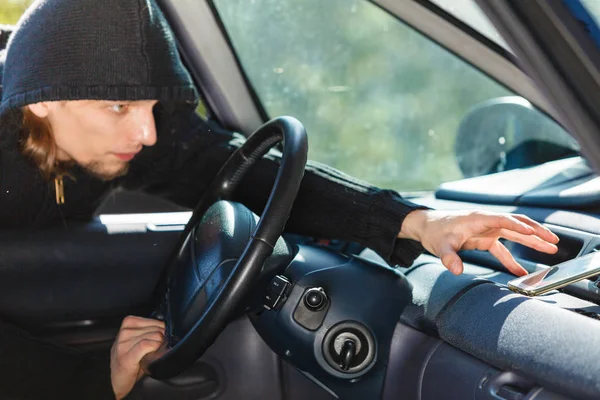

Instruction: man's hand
[398,210,560,276]
[110,316,165,400]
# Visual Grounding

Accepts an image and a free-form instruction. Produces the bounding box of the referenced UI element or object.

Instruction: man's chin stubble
[81,161,129,181]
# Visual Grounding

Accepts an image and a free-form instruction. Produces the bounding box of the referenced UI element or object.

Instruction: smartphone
[508,251,600,296]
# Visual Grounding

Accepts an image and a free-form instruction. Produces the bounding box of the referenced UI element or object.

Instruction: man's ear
[26,102,51,118]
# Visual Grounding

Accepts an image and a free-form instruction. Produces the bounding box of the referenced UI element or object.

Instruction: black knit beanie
[0,0,197,116]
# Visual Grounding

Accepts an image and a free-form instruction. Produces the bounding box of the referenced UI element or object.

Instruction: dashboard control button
[263,275,291,310]
[304,287,327,311]
[293,287,331,330]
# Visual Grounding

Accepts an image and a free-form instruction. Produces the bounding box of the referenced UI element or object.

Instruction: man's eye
[109,104,128,113]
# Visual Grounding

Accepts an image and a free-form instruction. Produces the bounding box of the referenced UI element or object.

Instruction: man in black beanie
[0,0,561,398]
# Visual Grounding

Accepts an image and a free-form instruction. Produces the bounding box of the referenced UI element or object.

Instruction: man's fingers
[489,241,528,276]
[497,229,559,254]
[120,315,165,330]
[114,331,165,365]
[511,214,560,244]
[118,325,165,341]
[118,327,165,351]
[440,244,464,275]
[124,338,164,367]
[480,214,535,236]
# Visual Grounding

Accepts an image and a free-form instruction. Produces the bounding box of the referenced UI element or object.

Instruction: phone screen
[509,251,600,294]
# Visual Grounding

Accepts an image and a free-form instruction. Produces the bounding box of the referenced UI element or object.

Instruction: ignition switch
[339,339,357,371]
[322,321,376,376]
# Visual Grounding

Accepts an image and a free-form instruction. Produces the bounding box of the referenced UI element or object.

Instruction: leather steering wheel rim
[141,116,308,379]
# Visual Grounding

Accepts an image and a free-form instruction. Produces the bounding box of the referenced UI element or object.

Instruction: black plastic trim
[206,0,271,128]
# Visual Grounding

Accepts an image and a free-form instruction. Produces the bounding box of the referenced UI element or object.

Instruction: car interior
[1,0,600,399]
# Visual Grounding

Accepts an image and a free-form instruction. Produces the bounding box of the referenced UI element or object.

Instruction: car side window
[213,0,577,192]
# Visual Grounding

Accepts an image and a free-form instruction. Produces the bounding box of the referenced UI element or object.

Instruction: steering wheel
[141,116,308,379]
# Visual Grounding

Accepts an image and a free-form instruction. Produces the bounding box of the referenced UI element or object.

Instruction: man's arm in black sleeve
[124,107,427,266]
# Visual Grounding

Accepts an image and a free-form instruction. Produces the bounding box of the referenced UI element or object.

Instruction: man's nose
[132,108,157,147]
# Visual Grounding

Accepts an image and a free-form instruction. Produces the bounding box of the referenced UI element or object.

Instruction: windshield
[213,0,578,193]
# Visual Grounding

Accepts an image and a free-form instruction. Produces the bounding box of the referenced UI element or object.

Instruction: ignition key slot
[321,321,376,376]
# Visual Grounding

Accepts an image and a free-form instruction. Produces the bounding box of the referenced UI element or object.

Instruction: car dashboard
[249,240,600,400]
[246,170,600,400]
[382,191,600,400]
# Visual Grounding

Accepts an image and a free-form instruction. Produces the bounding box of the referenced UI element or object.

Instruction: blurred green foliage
[214,0,519,192]
[0,0,33,25]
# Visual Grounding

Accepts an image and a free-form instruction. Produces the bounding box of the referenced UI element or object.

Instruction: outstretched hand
[398,210,560,276]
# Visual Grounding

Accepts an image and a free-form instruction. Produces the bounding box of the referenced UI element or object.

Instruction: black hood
[0,0,197,116]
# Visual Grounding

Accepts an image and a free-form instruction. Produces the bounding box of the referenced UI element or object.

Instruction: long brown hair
[20,106,68,178]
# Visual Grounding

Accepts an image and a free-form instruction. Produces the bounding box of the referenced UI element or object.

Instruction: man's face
[28,99,158,181]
